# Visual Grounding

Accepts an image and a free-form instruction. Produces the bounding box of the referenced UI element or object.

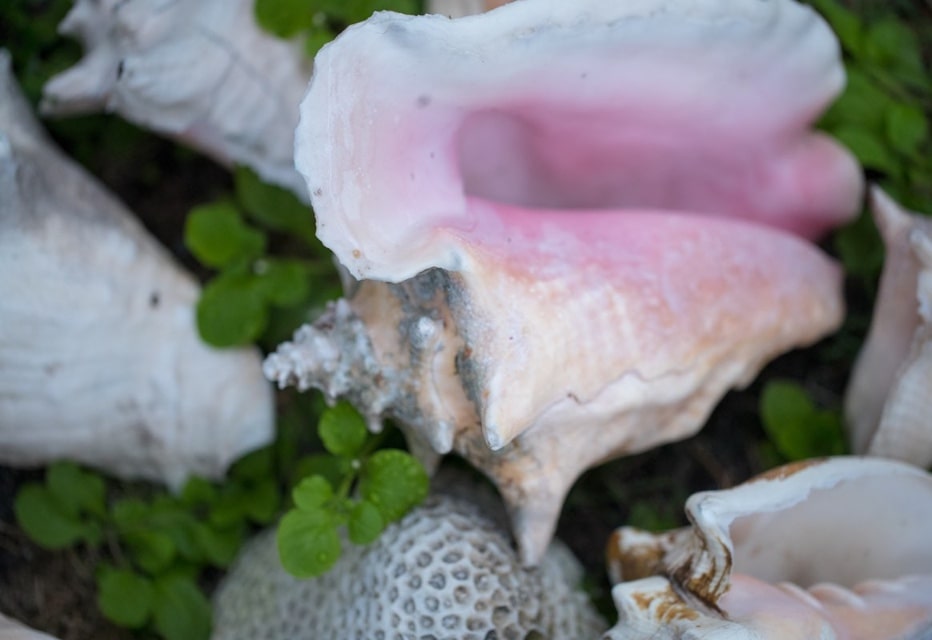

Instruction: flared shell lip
[297,0,861,284]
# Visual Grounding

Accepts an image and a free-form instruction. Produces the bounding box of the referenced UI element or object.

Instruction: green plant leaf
[253,0,314,38]
[46,462,107,519]
[179,477,218,507]
[886,103,928,158]
[235,166,316,243]
[123,530,177,574]
[833,207,884,280]
[291,453,353,490]
[292,475,334,511]
[97,567,154,629]
[152,575,212,640]
[276,508,342,578]
[196,270,269,346]
[305,25,336,58]
[254,259,310,307]
[318,402,369,458]
[14,484,95,549]
[347,500,384,545]
[184,202,266,269]
[760,380,847,461]
[819,69,892,133]
[242,479,282,524]
[191,522,244,568]
[230,446,275,481]
[112,498,149,530]
[359,449,429,523]
[864,18,925,79]
[831,127,900,176]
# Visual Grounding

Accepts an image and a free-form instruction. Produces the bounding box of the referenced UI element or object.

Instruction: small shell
[211,489,606,639]
[271,0,860,565]
[845,188,932,467]
[604,457,932,639]
[0,51,273,488]
[41,0,312,199]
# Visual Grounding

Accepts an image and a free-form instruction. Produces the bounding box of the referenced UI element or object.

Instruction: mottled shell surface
[270,0,861,565]
[42,0,312,199]
[0,52,273,487]
[845,188,932,468]
[604,457,932,639]
[211,492,606,640]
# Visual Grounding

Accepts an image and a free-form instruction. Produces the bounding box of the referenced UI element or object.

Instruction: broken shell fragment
[845,188,932,468]
[605,457,932,639]
[0,52,273,488]
[42,0,312,199]
[211,490,606,639]
[276,0,862,565]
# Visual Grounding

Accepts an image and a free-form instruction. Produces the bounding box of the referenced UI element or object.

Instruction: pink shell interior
[298,0,862,283]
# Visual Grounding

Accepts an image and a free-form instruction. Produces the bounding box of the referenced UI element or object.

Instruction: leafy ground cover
[1,0,931,638]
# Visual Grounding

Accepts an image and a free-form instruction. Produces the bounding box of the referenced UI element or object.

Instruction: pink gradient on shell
[297,1,863,283]
[722,574,932,640]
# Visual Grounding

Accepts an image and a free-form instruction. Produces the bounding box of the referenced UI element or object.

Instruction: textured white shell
[42,0,312,199]
[845,188,932,468]
[211,492,606,639]
[604,457,932,639]
[0,52,274,488]
[0,614,59,640]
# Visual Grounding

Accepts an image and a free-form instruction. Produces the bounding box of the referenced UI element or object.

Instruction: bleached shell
[211,491,606,639]
[604,457,932,639]
[41,0,312,199]
[0,614,59,640]
[845,188,932,467]
[0,51,273,488]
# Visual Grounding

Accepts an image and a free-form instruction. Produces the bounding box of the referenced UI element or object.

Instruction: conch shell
[267,0,862,564]
[605,457,932,639]
[41,0,312,199]
[212,487,606,639]
[845,188,932,468]
[0,51,273,487]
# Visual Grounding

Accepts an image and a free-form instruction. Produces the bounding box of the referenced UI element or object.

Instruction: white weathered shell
[211,491,606,639]
[604,457,932,639]
[41,0,312,199]
[0,51,273,488]
[845,188,932,468]
[0,614,59,640]
[271,0,860,565]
